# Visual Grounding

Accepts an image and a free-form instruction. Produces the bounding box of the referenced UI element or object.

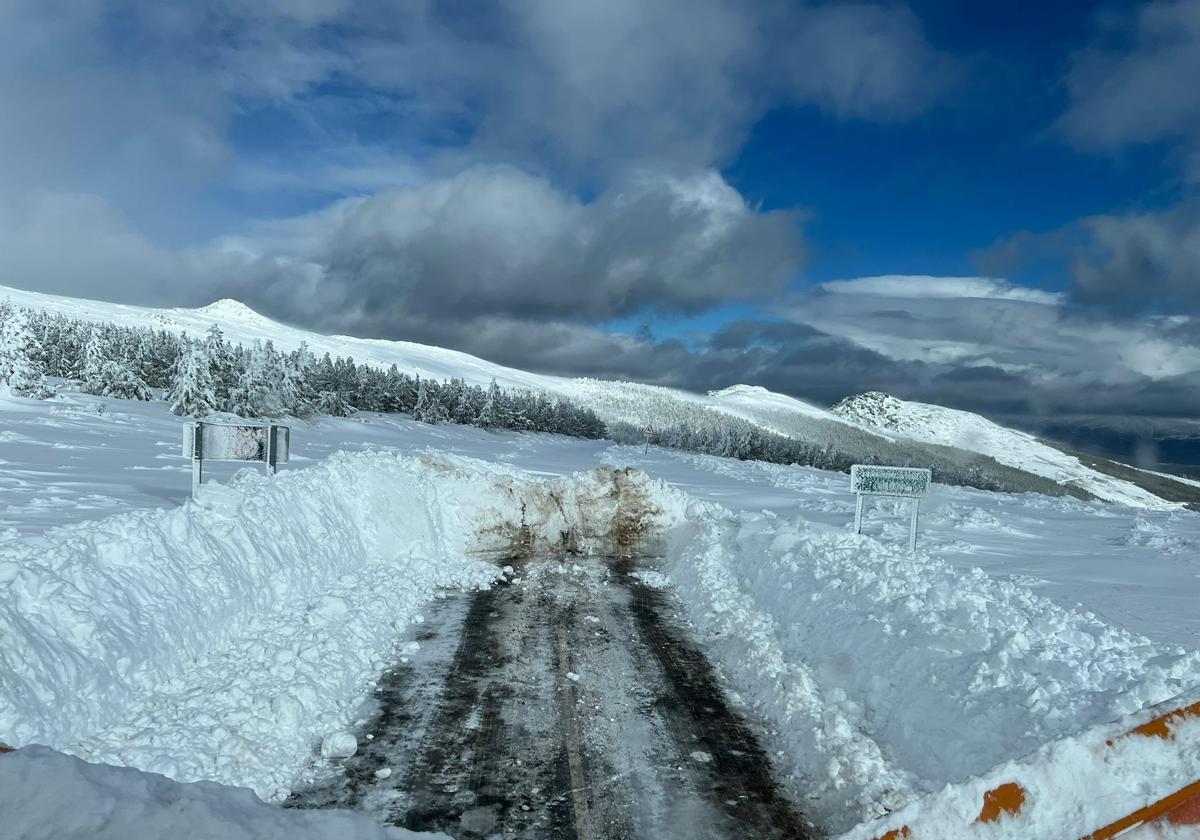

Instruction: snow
[835,690,1200,840]
[320,733,358,759]
[0,746,440,840]
[833,391,1174,508]
[0,444,680,803]
[706,383,843,424]
[4,389,1200,837]
[4,284,1200,836]
[662,498,1200,831]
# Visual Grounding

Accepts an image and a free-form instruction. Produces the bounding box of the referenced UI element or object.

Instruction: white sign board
[849,464,931,550]
[182,422,289,496]
[850,465,930,497]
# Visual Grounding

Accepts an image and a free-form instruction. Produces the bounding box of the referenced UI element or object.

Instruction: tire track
[288,556,818,839]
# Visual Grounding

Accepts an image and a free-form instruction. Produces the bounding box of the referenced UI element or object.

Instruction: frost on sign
[182,423,289,464]
[850,465,930,498]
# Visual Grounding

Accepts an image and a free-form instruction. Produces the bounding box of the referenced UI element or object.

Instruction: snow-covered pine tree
[80,328,107,391]
[0,303,52,398]
[204,324,237,409]
[381,364,407,413]
[355,363,386,412]
[451,380,480,425]
[284,342,317,418]
[412,377,432,422]
[477,379,502,429]
[332,356,360,407]
[167,338,216,417]
[228,341,284,418]
[317,389,354,417]
[75,323,152,400]
[88,360,152,400]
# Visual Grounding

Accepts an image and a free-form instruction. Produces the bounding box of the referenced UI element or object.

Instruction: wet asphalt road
[287,556,818,840]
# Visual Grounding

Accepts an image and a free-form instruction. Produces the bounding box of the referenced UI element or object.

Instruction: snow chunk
[320,732,358,760]
[0,746,434,840]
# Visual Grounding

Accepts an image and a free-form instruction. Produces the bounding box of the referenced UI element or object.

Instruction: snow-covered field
[4,385,1200,837]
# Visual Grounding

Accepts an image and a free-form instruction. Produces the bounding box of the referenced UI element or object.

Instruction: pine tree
[81,328,107,391]
[412,377,432,422]
[284,342,317,418]
[87,360,152,400]
[204,324,237,408]
[168,339,216,417]
[452,381,479,425]
[228,341,284,418]
[477,379,502,429]
[317,389,355,417]
[0,303,52,398]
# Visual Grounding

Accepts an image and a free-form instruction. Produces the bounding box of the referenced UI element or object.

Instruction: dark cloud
[1069,207,1200,312]
[979,205,1200,315]
[1059,0,1200,177]
[216,165,804,330]
[767,277,1200,416]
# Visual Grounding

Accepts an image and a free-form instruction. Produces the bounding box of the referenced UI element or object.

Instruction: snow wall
[0,450,683,799]
[3,448,1200,838]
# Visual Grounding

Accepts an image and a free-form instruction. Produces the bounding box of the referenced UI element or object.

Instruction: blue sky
[2,0,1199,418]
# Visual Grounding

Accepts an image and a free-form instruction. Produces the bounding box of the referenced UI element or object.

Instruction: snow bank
[663,504,1200,833]
[0,746,441,840]
[835,689,1200,840]
[0,450,680,798]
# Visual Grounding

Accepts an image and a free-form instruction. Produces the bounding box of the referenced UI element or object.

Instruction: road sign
[849,465,931,550]
[182,421,289,496]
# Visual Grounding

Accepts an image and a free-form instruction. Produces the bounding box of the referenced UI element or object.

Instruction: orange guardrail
[866,693,1200,840]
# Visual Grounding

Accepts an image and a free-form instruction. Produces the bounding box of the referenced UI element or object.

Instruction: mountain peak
[830,392,913,433]
[195,298,267,323]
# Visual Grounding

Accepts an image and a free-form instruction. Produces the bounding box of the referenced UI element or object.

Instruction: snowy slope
[0,285,995,476]
[0,285,563,393]
[832,391,1174,508]
[0,282,1182,507]
[705,383,875,433]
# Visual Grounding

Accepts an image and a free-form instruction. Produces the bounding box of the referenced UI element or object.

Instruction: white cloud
[777,274,1200,388]
[819,275,1063,304]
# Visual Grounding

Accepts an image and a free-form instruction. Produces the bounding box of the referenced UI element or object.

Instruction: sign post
[182,421,290,497]
[849,464,931,551]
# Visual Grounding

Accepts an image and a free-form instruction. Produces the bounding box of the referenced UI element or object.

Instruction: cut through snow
[0,451,678,801]
[3,444,1199,838]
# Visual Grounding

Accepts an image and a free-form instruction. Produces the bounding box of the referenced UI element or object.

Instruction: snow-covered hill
[832,391,1172,508]
[0,282,1181,507]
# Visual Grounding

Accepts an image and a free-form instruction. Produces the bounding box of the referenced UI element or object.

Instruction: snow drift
[0,450,681,799]
[661,503,1200,833]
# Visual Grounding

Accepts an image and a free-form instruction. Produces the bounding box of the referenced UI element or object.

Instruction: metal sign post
[182,421,291,497]
[849,464,932,551]
[191,422,204,496]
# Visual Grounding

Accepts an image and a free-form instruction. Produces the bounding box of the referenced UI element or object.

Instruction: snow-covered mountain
[831,391,1176,508]
[1,282,1186,507]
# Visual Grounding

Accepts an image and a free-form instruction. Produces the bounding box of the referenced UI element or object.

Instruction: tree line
[0,302,606,439]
